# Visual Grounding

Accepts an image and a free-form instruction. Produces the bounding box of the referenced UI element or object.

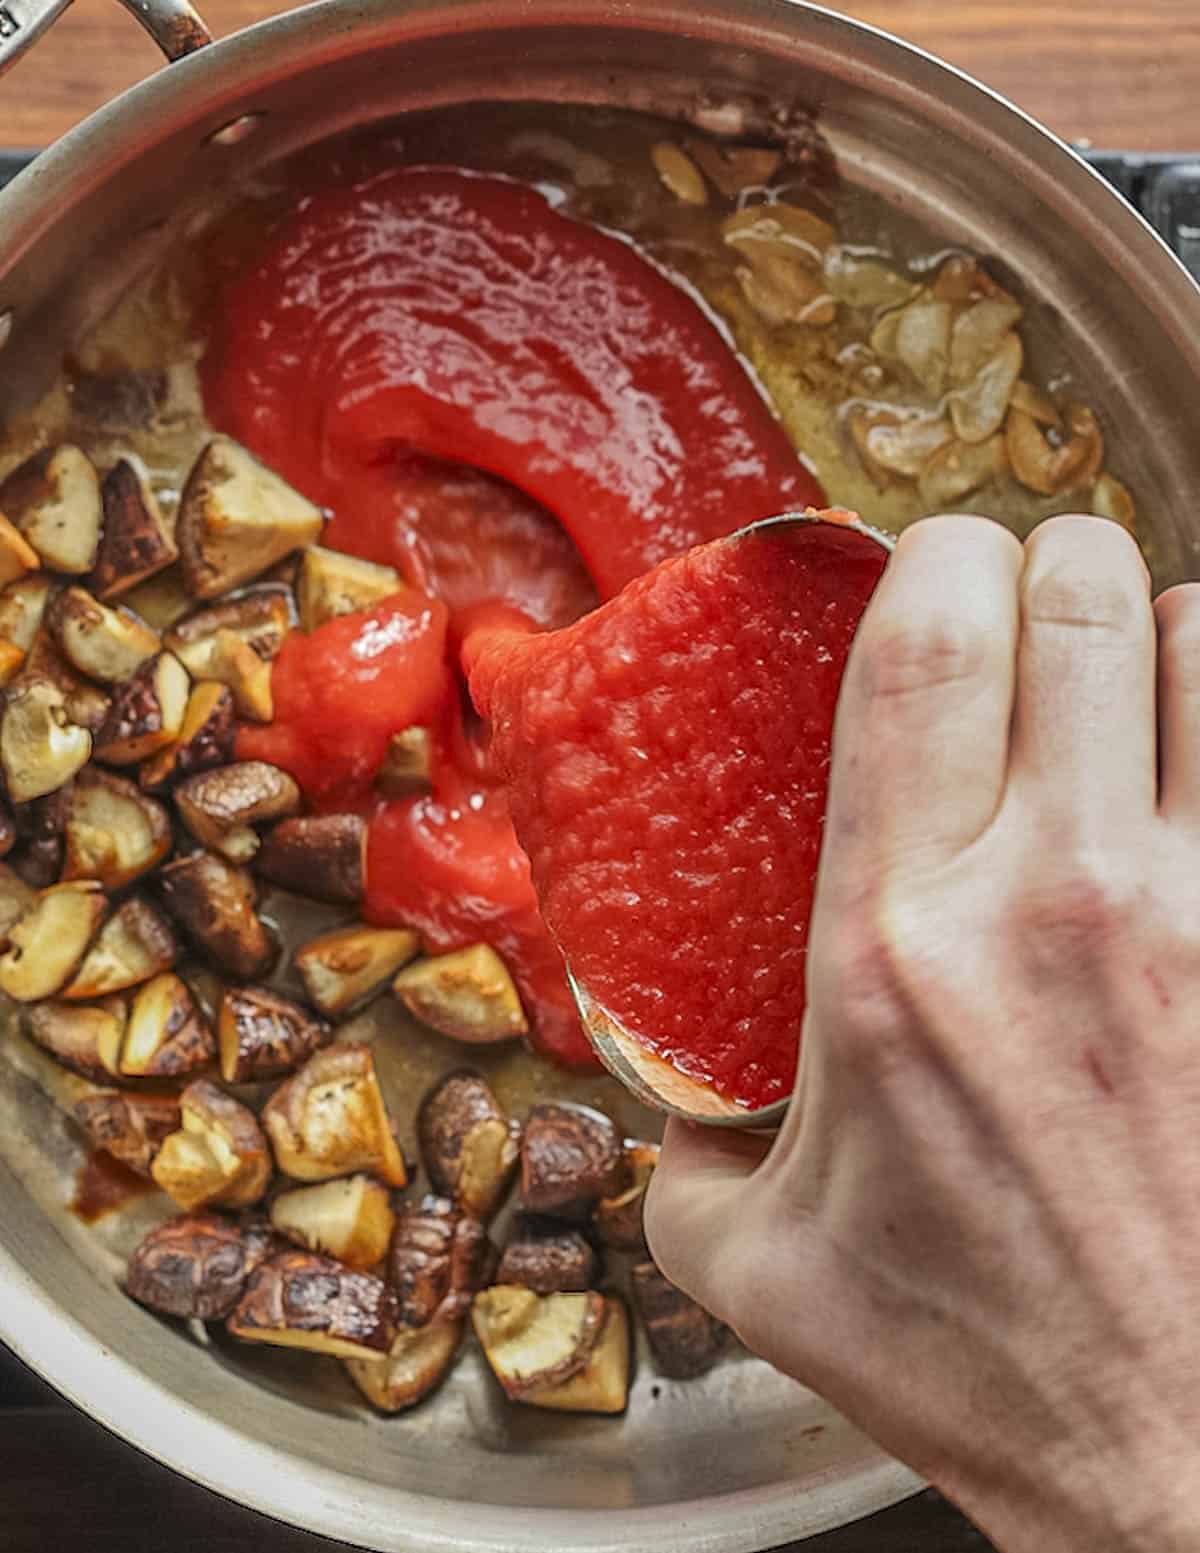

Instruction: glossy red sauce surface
[468,521,887,1109]
[207,165,824,1070]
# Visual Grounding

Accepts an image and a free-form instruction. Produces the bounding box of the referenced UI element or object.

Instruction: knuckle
[1024,519,1148,636]
[854,613,991,702]
[815,894,934,1076]
[1157,584,1200,674]
[1014,844,1137,966]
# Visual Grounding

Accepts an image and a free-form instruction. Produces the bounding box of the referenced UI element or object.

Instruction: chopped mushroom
[522,1297,630,1414]
[139,682,236,790]
[270,1174,396,1270]
[74,1090,181,1175]
[0,880,106,1000]
[61,768,172,888]
[0,512,40,588]
[165,585,294,668]
[18,631,110,732]
[0,637,25,687]
[9,786,69,886]
[0,861,35,944]
[1091,471,1137,529]
[47,586,160,683]
[496,1214,598,1295]
[471,1286,606,1400]
[0,444,102,574]
[90,459,177,599]
[228,1250,396,1360]
[0,679,92,802]
[293,924,419,1017]
[254,814,365,904]
[417,1070,521,1221]
[630,1261,728,1379]
[918,435,1008,508]
[0,800,14,859]
[594,1140,660,1252]
[25,997,126,1081]
[682,140,781,197]
[119,971,216,1079]
[296,547,402,631]
[120,565,193,631]
[263,1043,407,1186]
[157,850,278,981]
[178,629,273,723]
[650,142,708,205]
[63,896,177,998]
[152,1078,272,1211]
[217,984,331,1083]
[345,1319,464,1413]
[92,651,190,765]
[177,437,325,599]
[389,1196,495,1326]
[125,1212,278,1320]
[0,573,52,653]
[392,944,528,1045]
[848,406,954,486]
[175,761,301,862]
[948,332,1023,444]
[374,726,433,800]
[520,1103,623,1219]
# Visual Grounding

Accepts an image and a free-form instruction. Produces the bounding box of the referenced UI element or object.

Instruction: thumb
[644,1118,771,1313]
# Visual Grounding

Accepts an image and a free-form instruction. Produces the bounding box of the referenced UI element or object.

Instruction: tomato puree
[467,520,887,1110]
[207,164,825,1070]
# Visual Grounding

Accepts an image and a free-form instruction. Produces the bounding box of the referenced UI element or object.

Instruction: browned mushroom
[1006,402,1105,496]
[0,799,16,860]
[178,629,273,723]
[522,1296,630,1414]
[125,1212,277,1320]
[520,1103,623,1219]
[0,861,35,943]
[92,652,190,765]
[0,679,92,802]
[47,586,160,683]
[0,573,53,652]
[296,546,403,631]
[25,997,126,1081]
[119,972,216,1079]
[227,1249,396,1360]
[262,1043,407,1186]
[374,726,433,800]
[496,1214,598,1295]
[61,768,172,889]
[345,1319,464,1413]
[165,585,294,668]
[157,850,278,981]
[471,1286,606,1400]
[119,566,194,632]
[270,1174,395,1270]
[0,513,40,589]
[175,762,301,862]
[254,814,365,904]
[0,444,102,574]
[138,682,236,790]
[389,1196,495,1327]
[630,1261,727,1379]
[152,1079,272,1211]
[594,1140,660,1252]
[177,437,325,599]
[74,1090,182,1175]
[417,1071,521,1221]
[89,459,177,599]
[682,139,781,198]
[217,984,332,1083]
[8,786,69,886]
[0,638,26,688]
[392,944,528,1045]
[17,630,110,732]
[0,880,106,1000]
[293,924,419,1017]
[63,896,178,999]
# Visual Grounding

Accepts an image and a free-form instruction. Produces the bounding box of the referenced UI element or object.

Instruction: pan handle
[0,0,211,79]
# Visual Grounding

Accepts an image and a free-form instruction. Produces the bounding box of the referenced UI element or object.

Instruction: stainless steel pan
[2,3,1200,1548]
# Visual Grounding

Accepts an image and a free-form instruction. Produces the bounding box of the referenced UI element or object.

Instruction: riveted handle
[0,0,211,79]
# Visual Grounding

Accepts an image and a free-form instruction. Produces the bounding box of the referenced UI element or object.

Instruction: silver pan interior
[2,3,1200,1549]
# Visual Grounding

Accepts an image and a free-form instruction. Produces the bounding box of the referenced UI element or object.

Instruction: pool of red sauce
[205,162,824,1073]
[71,1151,156,1224]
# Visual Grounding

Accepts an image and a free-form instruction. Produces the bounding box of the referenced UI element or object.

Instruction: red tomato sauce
[468,520,887,1110]
[206,165,824,1071]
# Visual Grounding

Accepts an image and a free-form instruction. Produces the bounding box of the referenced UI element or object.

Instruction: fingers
[824,515,1022,881]
[1008,515,1156,820]
[1156,583,1200,822]
[643,1119,770,1309]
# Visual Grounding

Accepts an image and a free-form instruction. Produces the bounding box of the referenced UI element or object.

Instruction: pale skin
[645,512,1200,1552]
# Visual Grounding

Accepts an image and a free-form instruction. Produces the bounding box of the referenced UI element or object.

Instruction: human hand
[645,513,1200,1552]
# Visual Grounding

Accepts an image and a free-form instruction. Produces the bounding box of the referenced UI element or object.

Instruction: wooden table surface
[2,0,1200,151]
[0,3,1195,1551]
